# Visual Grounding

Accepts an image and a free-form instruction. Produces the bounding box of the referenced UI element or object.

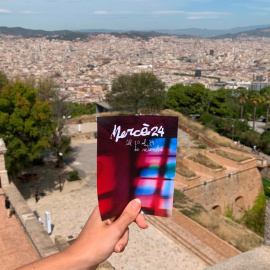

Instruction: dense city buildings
[1,34,270,103]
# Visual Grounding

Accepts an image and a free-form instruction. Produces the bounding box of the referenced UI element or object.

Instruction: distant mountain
[212,27,270,39]
[107,30,194,40]
[0,26,89,41]
[0,26,193,41]
[78,24,270,37]
[2,25,270,41]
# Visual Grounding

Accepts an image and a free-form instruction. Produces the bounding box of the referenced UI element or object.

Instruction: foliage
[198,143,207,149]
[0,71,8,90]
[188,153,223,169]
[66,102,95,117]
[262,178,270,198]
[260,131,270,154]
[243,191,266,237]
[68,170,81,182]
[106,72,166,114]
[173,189,187,203]
[36,77,58,102]
[209,88,232,117]
[166,83,211,115]
[224,204,237,221]
[213,149,251,162]
[0,82,54,175]
[176,161,196,178]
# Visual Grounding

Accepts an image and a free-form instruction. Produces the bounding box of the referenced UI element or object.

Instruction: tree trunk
[266,105,269,129]
[253,106,256,130]
[264,200,270,247]
[241,105,244,121]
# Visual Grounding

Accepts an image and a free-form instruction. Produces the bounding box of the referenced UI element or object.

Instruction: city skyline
[0,0,270,31]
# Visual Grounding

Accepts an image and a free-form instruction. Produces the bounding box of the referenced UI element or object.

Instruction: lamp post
[232,119,235,141]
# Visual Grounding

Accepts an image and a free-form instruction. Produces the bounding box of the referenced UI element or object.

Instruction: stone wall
[0,139,9,187]
[261,166,270,180]
[182,167,263,218]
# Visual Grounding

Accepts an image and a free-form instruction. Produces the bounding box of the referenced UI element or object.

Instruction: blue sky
[0,0,270,31]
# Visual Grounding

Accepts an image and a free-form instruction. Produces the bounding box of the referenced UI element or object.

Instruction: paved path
[0,191,39,270]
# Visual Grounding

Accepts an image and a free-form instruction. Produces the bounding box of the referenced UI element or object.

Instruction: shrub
[68,170,81,182]
[188,153,223,169]
[262,177,270,198]
[243,191,266,237]
[198,144,207,149]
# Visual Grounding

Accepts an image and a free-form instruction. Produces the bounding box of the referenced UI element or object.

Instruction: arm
[17,198,147,270]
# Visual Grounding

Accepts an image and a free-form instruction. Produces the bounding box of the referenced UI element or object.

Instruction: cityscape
[1,0,270,267]
[1,32,270,104]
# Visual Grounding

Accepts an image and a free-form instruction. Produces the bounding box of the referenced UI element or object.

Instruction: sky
[0,0,270,31]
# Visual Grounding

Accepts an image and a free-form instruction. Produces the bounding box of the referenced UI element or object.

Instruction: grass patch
[212,149,251,162]
[188,153,223,170]
[68,170,81,182]
[176,160,196,178]
[243,191,266,237]
[262,177,270,198]
[194,212,262,252]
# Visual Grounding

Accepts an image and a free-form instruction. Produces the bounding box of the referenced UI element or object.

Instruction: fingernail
[131,198,141,210]
[117,245,124,253]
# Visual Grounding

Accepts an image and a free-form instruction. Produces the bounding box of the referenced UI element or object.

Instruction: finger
[112,198,141,236]
[114,227,129,253]
[135,213,148,229]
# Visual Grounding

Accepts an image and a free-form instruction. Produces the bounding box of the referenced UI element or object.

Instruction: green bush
[198,144,207,149]
[68,170,81,182]
[262,177,270,198]
[243,191,266,237]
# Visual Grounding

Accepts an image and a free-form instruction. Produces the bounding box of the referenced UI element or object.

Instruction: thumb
[113,199,141,235]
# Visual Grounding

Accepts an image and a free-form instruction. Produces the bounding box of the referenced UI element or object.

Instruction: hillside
[0,26,89,41]
[212,27,270,39]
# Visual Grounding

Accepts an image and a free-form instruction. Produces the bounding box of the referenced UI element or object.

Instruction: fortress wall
[206,151,257,171]
[183,156,226,178]
[175,172,200,188]
[261,166,270,181]
[181,167,263,217]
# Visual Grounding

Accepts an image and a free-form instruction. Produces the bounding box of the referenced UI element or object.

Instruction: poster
[97,115,178,220]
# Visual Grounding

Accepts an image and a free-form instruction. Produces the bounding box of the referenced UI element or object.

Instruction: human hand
[64,198,148,269]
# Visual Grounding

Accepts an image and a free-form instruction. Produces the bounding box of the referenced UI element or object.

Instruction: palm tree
[250,94,262,130]
[262,92,270,129]
[237,91,249,121]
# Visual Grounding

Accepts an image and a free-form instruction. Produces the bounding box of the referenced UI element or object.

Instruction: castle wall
[182,167,263,218]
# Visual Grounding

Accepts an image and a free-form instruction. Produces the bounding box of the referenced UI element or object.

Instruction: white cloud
[94,10,137,15]
[152,11,184,14]
[188,16,209,20]
[94,11,111,15]
[22,11,33,14]
[0,9,10,14]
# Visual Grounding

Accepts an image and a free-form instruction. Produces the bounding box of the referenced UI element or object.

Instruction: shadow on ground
[13,160,71,200]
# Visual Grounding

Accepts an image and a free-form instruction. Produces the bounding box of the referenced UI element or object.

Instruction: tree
[261,87,270,129]
[250,93,262,130]
[106,72,166,113]
[166,83,211,115]
[36,77,58,102]
[50,92,71,191]
[0,82,54,177]
[0,71,8,91]
[209,88,232,117]
[237,91,249,121]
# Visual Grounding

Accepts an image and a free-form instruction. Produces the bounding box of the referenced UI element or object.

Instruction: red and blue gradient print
[97,116,178,220]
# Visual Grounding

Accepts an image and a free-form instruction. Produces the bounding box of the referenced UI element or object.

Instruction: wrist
[62,244,98,270]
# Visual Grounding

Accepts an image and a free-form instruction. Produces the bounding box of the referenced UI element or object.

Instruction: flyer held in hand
[97,115,178,220]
